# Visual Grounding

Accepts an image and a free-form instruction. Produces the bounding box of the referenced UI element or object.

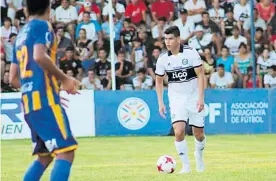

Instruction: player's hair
[26,0,50,16]
[271,65,276,71]
[238,42,247,49]
[218,64,225,69]
[222,46,229,51]
[137,68,147,74]
[201,11,209,16]
[164,26,180,37]
[153,46,162,52]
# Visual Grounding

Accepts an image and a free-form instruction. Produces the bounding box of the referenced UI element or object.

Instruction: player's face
[164,34,180,51]
[152,49,161,58]
[218,67,225,77]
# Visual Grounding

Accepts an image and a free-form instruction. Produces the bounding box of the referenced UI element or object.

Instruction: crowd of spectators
[1,0,276,92]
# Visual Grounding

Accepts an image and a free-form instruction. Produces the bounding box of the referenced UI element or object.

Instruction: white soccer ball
[156,155,176,173]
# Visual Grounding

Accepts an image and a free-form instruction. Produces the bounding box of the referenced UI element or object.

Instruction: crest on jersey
[182,59,188,65]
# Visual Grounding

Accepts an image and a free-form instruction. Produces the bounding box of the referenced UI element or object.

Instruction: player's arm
[155,56,166,118]
[9,63,21,89]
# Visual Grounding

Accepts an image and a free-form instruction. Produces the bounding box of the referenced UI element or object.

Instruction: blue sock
[23,160,46,181]
[50,159,72,181]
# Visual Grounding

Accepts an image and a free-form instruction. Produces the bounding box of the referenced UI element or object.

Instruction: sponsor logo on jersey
[166,67,197,83]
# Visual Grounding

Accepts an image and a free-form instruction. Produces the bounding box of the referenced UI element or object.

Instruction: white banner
[0,90,95,140]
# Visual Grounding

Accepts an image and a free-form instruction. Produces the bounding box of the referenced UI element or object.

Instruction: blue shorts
[24,104,78,156]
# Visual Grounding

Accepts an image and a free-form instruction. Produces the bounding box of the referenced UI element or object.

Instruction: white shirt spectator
[81,77,103,90]
[1,25,17,41]
[102,3,125,16]
[257,56,273,68]
[264,74,276,88]
[224,35,247,56]
[151,24,170,39]
[210,72,234,88]
[233,3,251,22]
[133,75,153,90]
[173,18,195,40]
[188,33,213,54]
[55,5,78,23]
[243,17,267,31]
[270,51,276,65]
[208,8,225,24]
[79,23,98,43]
[184,0,206,23]
[7,0,23,23]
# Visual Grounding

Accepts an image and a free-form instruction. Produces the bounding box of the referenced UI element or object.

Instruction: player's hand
[159,103,167,119]
[61,77,80,94]
[197,99,204,113]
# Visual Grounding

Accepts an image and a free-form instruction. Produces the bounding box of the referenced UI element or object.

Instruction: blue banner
[204,89,270,134]
[270,89,276,133]
[94,91,172,136]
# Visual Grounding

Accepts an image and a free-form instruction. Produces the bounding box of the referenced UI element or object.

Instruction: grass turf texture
[1,135,276,181]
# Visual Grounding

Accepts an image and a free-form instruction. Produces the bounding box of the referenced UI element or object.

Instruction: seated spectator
[255,0,275,23]
[234,43,252,88]
[188,25,213,56]
[76,67,86,82]
[210,64,234,88]
[224,26,247,56]
[102,0,125,22]
[78,2,98,23]
[151,0,174,25]
[78,0,101,22]
[81,69,102,90]
[216,46,234,73]
[115,50,134,90]
[221,6,237,38]
[270,36,276,65]
[131,38,147,72]
[133,68,153,90]
[94,48,111,81]
[101,70,112,90]
[184,0,206,23]
[1,17,17,42]
[208,0,225,25]
[120,18,136,54]
[3,33,17,64]
[264,65,276,88]
[66,69,74,77]
[14,0,27,30]
[257,48,273,76]
[203,47,216,87]
[173,8,195,45]
[125,0,147,25]
[59,47,82,76]
[56,26,74,60]
[151,17,170,41]
[1,71,18,92]
[243,66,263,88]
[254,28,269,56]
[233,0,250,30]
[147,46,161,81]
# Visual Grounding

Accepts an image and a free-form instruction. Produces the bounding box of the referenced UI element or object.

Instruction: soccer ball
[156,155,176,173]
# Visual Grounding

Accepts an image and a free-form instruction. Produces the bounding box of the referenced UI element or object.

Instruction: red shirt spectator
[125,0,147,24]
[151,0,174,23]
[255,0,275,22]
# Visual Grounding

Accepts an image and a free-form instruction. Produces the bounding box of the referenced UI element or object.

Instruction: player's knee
[174,128,185,140]
[193,128,205,141]
[38,155,53,168]
[56,150,75,163]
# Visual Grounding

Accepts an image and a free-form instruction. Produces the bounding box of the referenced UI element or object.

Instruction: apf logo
[117,97,150,130]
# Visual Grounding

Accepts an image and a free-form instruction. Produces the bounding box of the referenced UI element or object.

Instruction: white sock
[175,139,190,166]
[195,136,206,153]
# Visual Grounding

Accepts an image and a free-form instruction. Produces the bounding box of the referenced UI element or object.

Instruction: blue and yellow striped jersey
[12,19,60,114]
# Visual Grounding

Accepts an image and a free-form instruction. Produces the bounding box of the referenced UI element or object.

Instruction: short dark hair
[3,17,12,23]
[78,42,87,48]
[9,33,17,39]
[66,46,75,52]
[218,64,225,68]
[26,0,50,16]
[232,25,239,31]
[124,18,131,23]
[98,47,106,52]
[164,26,180,37]
[117,50,125,55]
[202,11,209,16]
[83,11,90,16]
[137,68,147,74]
[153,46,161,52]
[222,46,229,51]
[256,27,264,32]
[158,17,166,22]
[271,65,276,71]
[239,42,247,49]
[88,68,95,73]
[247,66,253,72]
[79,28,87,33]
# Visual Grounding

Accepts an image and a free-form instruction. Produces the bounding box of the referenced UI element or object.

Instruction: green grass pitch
[1,135,276,181]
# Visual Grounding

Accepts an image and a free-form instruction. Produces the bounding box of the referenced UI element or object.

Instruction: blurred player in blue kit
[9,0,80,180]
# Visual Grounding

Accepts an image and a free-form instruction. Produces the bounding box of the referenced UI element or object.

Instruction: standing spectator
[102,0,125,22]
[216,46,234,73]
[115,50,134,90]
[210,64,234,88]
[133,68,153,90]
[14,0,27,30]
[257,48,273,76]
[264,65,276,88]
[151,17,170,41]
[3,33,16,64]
[221,6,237,38]
[131,38,147,72]
[208,0,225,25]
[7,0,22,23]
[125,0,147,25]
[224,26,247,56]
[173,8,195,45]
[255,0,275,23]
[1,17,17,42]
[233,0,250,30]
[79,0,101,22]
[59,47,82,76]
[147,46,161,80]
[234,43,252,88]
[94,48,111,81]
[78,2,98,23]
[120,18,136,54]
[243,66,263,88]
[203,47,216,87]
[81,69,102,90]
[184,0,206,23]
[56,26,74,60]
[151,0,174,25]
[1,70,18,92]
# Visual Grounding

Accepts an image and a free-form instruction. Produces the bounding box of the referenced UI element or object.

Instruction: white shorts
[169,99,205,128]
